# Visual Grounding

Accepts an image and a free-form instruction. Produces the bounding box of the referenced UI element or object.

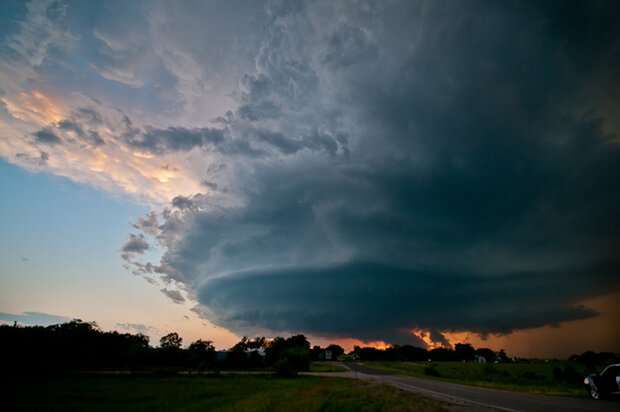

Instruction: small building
[216,348,265,360]
[245,348,265,357]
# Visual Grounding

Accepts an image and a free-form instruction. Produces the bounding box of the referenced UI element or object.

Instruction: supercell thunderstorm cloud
[2,0,619,346]
[125,1,620,344]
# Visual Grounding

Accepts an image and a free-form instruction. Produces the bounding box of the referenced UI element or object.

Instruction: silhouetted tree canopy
[189,339,214,352]
[159,332,182,349]
[325,344,345,359]
[264,334,310,373]
[188,339,216,369]
[455,343,475,361]
[0,320,152,370]
[569,351,619,365]
[429,347,457,362]
[230,336,266,351]
[475,348,495,362]
[2,320,615,375]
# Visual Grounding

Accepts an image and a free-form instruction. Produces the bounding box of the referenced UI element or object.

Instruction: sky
[0,0,618,358]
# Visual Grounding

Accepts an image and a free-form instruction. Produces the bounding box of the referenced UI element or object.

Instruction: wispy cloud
[0,311,71,326]
[116,322,156,335]
[160,288,185,304]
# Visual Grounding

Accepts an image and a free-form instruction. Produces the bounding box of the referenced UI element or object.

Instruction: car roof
[601,364,620,373]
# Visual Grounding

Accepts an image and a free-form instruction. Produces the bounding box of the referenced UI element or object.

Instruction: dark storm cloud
[121,233,150,254]
[28,108,108,150]
[198,262,608,341]
[123,121,340,157]
[428,330,453,349]
[128,126,226,154]
[253,130,302,155]
[57,119,105,146]
[160,288,185,304]
[132,212,160,236]
[75,107,104,124]
[33,127,61,145]
[301,130,340,156]
[171,195,196,210]
[57,119,82,134]
[200,179,218,190]
[238,100,281,121]
[133,0,620,344]
[15,151,49,165]
[122,123,274,158]
[322,23,378,69]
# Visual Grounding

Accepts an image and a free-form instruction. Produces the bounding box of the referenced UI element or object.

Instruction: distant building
[473,354,487,363]
[216,348,265,361]
[246,348,265,357]
[325,350,332,360]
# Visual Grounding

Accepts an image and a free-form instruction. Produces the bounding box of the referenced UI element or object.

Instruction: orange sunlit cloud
[309,291,619,358]
[0,94,207,205]
[0,81,222,206]
[2,89,67,126]
[440,290,620,359]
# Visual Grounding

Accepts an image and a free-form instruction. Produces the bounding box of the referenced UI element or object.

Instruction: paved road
[336,362,619,412]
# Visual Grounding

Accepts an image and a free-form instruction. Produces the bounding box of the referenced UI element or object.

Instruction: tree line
[354,343,500,362]
[0,320,333,376]
[2,320,615,376]
[353,344,619,369]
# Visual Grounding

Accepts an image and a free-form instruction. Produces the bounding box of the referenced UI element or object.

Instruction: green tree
[496,349,508,362]
[189,339,214,352]
[189,339,215,369]
[160,332,182,349]
[132,333,150,348]
[325,344,345,359]
[455,343,475,361]
[231,336,249,351]
[231,336,266,352]
[265,335,310,372]
[475,347,495,362]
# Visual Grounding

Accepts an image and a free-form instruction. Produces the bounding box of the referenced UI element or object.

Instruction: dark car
[584,364,620,400]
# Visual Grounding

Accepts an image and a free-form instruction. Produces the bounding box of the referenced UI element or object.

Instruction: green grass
[309,361,349,372]
[362,360,590,397]
[4,374,446,411]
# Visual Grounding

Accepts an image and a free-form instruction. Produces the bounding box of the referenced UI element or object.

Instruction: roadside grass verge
[309,361,349,372]
[362,361,590,397]
[4,374,445,411]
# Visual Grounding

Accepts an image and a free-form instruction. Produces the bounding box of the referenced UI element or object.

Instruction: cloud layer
[0,311,71,326]
[139,0,620,343]
[2,1,619,345]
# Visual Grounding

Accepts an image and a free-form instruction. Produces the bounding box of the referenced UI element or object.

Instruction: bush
[553,366,564,382]
[424,364,440,377]
[281,346,310,372]
[521,371,543,381]
[483,363,497,376]
[563,366,582,384]
[275,358,297,377]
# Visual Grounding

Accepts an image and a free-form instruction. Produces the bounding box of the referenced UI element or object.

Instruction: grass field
[4,374,445,411]
[309,361,349,372]
[362,360,591,397]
